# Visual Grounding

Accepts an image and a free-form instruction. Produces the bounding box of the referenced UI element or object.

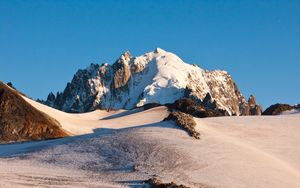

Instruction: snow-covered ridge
[44,48,258,115]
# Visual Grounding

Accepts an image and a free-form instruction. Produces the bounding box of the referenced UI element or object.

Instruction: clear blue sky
[0,0,299,108]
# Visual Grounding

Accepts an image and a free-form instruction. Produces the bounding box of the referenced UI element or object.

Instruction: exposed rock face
[6,82,15,89]
[240,95,262,115]
[164,111,200,139]
[44,63,103,112]
[145,177,191,188]
[113,51,131,89]
[167,98,226,118]
[43,48,260,115]
[250,104,263,116]
[201,93,218,110]
[0,81,68,143]
[45,92,56,106]
[262,103,293,115]
[248,95,256,108]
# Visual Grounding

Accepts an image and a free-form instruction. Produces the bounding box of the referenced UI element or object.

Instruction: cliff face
[44,48,261,115]
[0,82,68,143]
[240,95,263,116]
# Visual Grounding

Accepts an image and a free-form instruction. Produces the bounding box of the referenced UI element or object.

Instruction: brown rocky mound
[262,103,293,115]
[164,111,200,139]
[145,177,190,188]
[0,81,68,143]
[167,98,226,118]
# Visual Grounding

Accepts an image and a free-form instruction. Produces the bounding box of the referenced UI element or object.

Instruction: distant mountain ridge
[43,48,262,115]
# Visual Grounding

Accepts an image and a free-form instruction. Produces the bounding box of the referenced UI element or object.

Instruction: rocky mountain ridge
[262,103,300,115]
[0,81,68,143]
[43,48,262,115]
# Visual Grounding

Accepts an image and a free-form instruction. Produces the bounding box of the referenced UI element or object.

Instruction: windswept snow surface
[0,97,300,187]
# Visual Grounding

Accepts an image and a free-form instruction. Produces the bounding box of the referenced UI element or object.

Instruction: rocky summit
[43,48,261,115]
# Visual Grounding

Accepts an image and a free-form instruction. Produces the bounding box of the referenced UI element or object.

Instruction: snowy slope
[23,96,168,135]
[0,96,300,187]
[45,48,251,115]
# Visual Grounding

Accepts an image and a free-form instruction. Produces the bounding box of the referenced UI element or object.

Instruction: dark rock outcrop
[168,98,227,118]
[250,104,263,116]
[6,82,15,89]
[45,92,56,106]
[145,177,191,188]
[262,103,293,115]
[0,81,68,143]
[200,93,218,110]
[164,111,200,139]
[43,63,102,113]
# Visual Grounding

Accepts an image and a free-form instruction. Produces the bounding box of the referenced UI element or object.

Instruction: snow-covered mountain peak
[44,49,259,115]
[154,47,166,53]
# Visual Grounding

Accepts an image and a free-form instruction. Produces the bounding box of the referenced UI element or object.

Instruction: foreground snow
[0,98,300,187]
